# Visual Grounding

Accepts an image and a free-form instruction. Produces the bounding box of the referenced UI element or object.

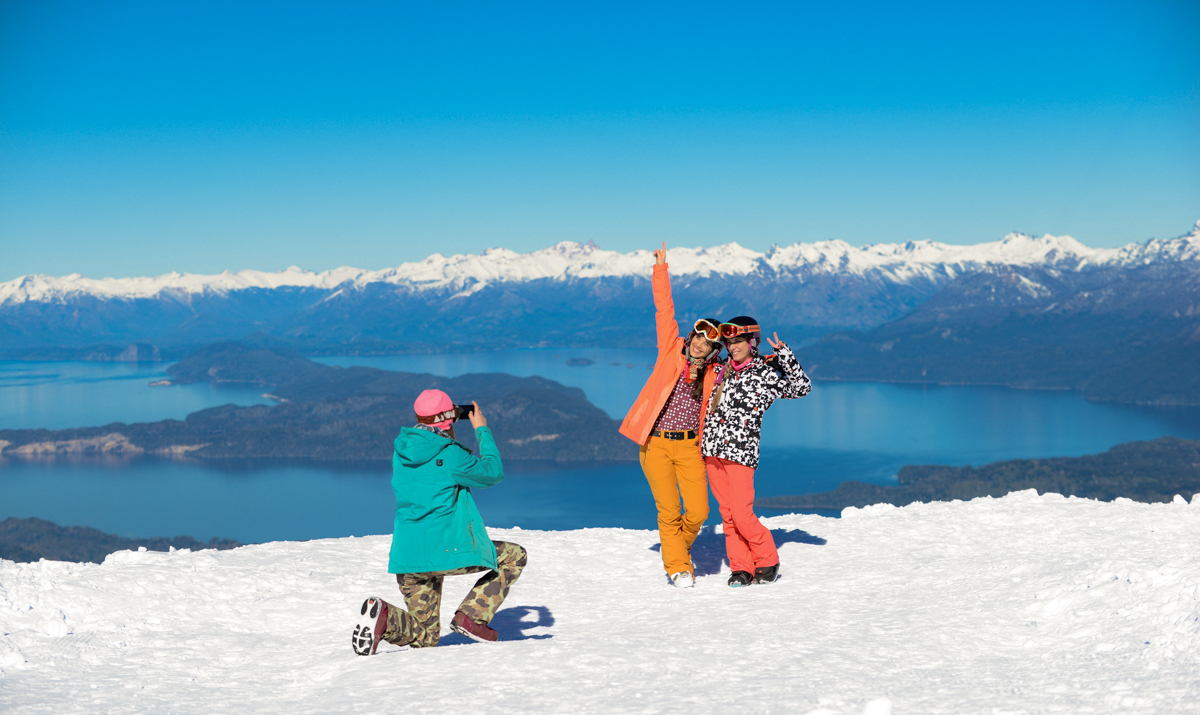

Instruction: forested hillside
[757,437,1200,511]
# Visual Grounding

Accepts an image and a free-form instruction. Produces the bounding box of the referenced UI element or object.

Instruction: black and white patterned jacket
[700,343,811,468]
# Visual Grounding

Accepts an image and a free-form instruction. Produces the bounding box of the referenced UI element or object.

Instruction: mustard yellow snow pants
[639,435,709,576]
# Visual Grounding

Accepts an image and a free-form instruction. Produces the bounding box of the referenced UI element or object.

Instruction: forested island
[0,517,240,564]
[757,436,1200,511]
[0,340,637,462]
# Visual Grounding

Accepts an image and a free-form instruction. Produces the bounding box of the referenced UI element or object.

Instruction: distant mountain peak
[3,223,1198,306]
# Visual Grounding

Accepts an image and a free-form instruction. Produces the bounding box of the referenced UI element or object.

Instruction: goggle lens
[719,323,761,339]
[693,320,721,341]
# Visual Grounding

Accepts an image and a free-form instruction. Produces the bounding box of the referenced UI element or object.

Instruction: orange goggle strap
[719,323,761,339]
[416,409,456,425]
[693,319,722,341]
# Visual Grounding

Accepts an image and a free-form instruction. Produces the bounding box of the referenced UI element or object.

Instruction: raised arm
[453,402,504,488]
[452,426,505,488]
[762,333,812,400]
[652,242,680,350]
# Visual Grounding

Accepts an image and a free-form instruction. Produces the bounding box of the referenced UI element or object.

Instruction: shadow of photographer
[438,604,555,646]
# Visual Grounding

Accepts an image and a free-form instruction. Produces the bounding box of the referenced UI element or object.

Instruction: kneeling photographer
[352,389,527,654]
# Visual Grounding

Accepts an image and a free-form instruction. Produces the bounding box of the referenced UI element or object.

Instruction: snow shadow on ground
[438,605,556,646]
[650,526,827,577]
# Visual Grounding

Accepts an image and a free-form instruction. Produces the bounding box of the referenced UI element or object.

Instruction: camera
[454,404,475,421]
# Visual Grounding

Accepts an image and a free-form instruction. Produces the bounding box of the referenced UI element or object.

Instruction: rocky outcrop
[152,444,209,456]
[11,433,144,456]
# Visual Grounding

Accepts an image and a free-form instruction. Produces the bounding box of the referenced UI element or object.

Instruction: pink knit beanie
[414,389,454,430]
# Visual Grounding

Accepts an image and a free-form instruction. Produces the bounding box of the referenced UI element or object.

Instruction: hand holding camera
[459,401,487,429]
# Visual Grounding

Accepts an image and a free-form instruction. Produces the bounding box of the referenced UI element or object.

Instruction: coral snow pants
[704,456,778,574]
[640,435,710,576]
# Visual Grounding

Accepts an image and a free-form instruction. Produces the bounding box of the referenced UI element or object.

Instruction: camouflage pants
[384,540,527,648]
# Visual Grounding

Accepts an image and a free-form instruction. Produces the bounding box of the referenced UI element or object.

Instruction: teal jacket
[387,425,504,574]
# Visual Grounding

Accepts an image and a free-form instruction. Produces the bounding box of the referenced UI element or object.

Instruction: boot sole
[351,597,389,656]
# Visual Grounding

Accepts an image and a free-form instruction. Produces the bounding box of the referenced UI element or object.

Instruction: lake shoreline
[4,352,1200,543]
[0,453,647,472]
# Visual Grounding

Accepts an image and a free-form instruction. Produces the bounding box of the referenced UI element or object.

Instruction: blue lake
[0,359,275,430]
[2,350,1200,543]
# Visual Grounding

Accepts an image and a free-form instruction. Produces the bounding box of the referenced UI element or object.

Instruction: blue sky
[1,0,1197,280]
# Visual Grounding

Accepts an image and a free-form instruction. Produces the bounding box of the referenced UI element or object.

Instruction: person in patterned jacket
[700,315,811,587]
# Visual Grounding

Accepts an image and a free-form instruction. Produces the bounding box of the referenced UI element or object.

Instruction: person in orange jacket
[619,242,725,588]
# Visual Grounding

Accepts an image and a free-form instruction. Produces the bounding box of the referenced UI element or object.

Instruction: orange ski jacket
[619,263,721,446]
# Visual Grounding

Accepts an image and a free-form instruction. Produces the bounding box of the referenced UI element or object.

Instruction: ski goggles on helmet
[417,404,476,425]
[692,319,722,342]
[416,409,456,425]
[719,322,761,340]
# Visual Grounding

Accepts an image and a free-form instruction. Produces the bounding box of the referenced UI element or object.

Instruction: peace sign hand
[766,332,784,350]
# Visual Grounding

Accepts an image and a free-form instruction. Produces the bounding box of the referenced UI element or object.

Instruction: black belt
[651,429,696,441]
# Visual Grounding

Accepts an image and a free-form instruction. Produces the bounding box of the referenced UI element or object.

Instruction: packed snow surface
[2,490,1198,714]
[3,222,1198,304]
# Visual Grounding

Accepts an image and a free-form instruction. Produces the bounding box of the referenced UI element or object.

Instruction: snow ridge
[3,222,1198,306]
[1,491,1198,713]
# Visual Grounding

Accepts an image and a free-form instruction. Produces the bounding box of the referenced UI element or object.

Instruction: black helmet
[723,315,762,351]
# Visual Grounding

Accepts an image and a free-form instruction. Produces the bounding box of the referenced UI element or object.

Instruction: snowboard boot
[351,596,393,656]
[727,570,753,588]
[450,611,498,643]
[670,571,694,588]
[753,564,780,585]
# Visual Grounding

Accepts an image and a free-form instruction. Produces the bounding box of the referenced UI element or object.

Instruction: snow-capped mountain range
[4,222,1198,306]
[2,222,1197,356]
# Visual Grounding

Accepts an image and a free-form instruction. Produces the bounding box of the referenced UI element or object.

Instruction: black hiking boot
[754,564,779,584]
[727,570,753,588]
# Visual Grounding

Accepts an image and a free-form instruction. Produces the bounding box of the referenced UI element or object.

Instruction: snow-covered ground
[2,490,1198,714]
